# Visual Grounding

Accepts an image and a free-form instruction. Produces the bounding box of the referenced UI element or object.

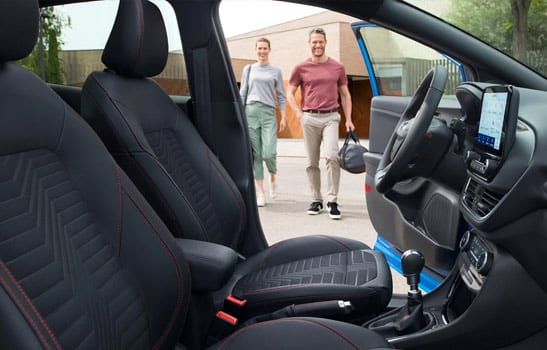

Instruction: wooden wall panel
[341,79,372,139]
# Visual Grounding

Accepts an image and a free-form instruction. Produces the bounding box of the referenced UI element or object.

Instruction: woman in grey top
[240,37,287,207]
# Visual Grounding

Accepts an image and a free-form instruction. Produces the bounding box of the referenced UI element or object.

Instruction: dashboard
[428,83,547,341]
[455,82,547,293]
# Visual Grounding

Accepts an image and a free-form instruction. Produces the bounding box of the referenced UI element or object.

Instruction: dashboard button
[476,251,493,276]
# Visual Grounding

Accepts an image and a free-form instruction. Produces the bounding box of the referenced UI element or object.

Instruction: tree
[19,8,70,84]
[511,0,531,61]
[448,0,546,75]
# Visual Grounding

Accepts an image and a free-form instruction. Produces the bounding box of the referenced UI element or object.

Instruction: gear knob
[401,250,425,290]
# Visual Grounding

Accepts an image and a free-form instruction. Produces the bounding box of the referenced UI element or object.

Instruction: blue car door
[353,21,468,292]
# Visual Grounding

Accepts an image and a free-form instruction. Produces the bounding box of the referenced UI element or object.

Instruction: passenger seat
[80,0,392,319]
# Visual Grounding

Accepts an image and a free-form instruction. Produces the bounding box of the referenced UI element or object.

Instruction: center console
[364,236,495,346]
[444,230,492,322]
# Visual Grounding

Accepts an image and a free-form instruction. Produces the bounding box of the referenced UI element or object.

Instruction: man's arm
[339,84,355,131]
[286,84,303,120]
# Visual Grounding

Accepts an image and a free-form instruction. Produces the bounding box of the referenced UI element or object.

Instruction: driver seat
[80,0,392,319]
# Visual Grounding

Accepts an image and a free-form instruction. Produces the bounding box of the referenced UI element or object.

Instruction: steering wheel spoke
[374,65,448,194]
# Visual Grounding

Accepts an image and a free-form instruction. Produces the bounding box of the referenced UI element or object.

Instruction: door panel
[354,22,468,290]
[368,96,409,154]
[366,95,465,282]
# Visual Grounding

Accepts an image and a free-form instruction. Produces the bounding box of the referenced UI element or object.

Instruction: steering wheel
[375,65,448,194]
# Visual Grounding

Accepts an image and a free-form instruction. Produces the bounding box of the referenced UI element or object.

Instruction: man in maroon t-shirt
[287,27,355,220]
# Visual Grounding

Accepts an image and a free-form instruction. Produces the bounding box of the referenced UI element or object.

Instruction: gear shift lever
[402,249,425,305]
[393,249,427,333]
[366,249,431,336]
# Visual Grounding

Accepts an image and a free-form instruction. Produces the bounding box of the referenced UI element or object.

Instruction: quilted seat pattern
[0,150,149,349]
[233,250,378,295]
[82,70,246,249]
[145,129,222,244]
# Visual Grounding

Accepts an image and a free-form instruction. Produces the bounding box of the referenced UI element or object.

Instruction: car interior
[79,0,393,332]
[1,0,547,349]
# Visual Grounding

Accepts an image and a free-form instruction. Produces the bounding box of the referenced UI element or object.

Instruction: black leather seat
[0,1,395,349]
[81,0,392,319]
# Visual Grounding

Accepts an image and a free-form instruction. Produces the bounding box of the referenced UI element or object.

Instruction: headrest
[0,0,39,62]
[102,0,168,78]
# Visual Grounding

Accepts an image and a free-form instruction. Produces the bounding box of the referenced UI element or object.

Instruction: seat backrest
[81,0,246,249]
[0,1,190,348]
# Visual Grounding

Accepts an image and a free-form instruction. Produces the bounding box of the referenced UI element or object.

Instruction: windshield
[405,0,546,77]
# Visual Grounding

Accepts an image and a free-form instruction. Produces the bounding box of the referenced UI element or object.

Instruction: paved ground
[256,138,408,294]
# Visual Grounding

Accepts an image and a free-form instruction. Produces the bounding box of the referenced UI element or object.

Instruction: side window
[18,0,188,95]
[357,25,464,96]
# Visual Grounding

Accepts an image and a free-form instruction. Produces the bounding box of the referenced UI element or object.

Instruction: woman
[240,37,287,207]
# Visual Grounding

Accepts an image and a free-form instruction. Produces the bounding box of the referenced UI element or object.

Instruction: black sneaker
[307,201,323,215]
[327,202,342,220]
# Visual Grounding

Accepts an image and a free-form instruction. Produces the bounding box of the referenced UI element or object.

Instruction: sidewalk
[258,138,374,246]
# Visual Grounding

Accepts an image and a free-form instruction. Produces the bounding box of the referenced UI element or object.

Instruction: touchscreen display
[476,92,508,151]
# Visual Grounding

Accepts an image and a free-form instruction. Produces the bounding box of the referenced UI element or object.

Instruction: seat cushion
[223,235,392,317]
[207,317,393,350]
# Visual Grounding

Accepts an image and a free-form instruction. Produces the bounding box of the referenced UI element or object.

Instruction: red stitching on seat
[258,240,284,269]
[87,73,151,159]
[114,165,123,256]
[87,74,210,241]
[133,0,145,75]
[218,317,359,350]
[206,146,247,249]
[316,234,353,251]
[122,186,190,349]
[0,262,62,350]
[259,235,353,269]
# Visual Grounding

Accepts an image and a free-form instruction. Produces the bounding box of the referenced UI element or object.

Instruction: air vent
[462,178,503,217]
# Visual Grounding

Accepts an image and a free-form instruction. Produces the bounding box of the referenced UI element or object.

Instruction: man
[287,27,355,220]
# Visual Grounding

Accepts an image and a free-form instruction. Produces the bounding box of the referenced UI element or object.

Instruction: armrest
[176,239,238,292]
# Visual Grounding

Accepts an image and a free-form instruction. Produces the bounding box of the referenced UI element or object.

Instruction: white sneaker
[257,193,265,207]
[269,181,277,199]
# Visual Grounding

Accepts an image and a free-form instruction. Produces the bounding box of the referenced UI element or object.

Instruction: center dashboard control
[476,251,493,276]
[459,230,472,251]
[458,231,493,290]
[466,150,501,179]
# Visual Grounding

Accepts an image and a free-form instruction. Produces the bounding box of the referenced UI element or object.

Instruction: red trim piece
[216,311,238,325]
[226,294,247,307]
[364,183,372,193]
